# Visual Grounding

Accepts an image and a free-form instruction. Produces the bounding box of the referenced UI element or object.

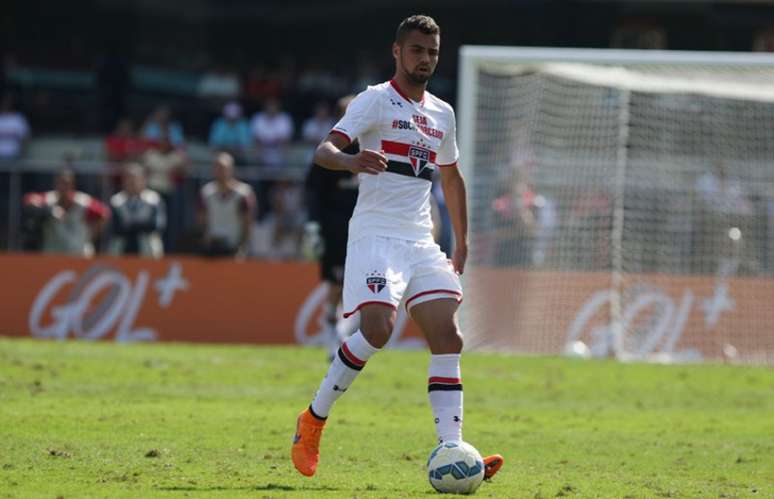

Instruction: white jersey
[331,80,459,243]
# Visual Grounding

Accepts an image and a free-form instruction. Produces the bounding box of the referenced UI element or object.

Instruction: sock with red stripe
[428,353,463,442]
[310,330,379,418]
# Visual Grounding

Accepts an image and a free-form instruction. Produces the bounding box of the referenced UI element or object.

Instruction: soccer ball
[427,441,485,495]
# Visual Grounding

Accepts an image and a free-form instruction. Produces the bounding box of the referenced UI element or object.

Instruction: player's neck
[391,74,426,103]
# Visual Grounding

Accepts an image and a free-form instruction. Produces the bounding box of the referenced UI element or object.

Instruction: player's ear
[392,42,400,60]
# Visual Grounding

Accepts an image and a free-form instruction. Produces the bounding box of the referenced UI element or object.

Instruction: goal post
[457,46,774,364]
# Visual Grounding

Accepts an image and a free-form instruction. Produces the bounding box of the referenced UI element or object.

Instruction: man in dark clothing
[304,95,359,358]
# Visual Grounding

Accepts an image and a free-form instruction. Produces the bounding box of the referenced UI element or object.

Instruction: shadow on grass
[156,482,341,492]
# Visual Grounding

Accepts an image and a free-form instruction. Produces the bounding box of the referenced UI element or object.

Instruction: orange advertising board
[464,268,774,363]
[0,254,424,347]
[1,254,772,363]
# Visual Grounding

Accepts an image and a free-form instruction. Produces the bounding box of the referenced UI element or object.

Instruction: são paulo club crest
[408,145,431,176]
[366,271,387,294]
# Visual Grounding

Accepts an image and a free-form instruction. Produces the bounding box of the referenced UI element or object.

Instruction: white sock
[310,330,380,418]
[428,354,463,442]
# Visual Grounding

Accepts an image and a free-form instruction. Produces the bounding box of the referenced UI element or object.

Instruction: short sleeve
[86,197,110,222]
[330,89,380,143]
[436,108,459,167]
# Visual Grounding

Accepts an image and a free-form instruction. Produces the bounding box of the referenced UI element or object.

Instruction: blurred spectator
[302,101,335,145]
[22,168,109,256]
[695,160,759,273]
[696,161,754,217]
[198,152,256,258]
[488,173,538,266]
[108,164,165,258]
[251,97,294,220]
[105,118,150,162]
[208,101,251,163]
[142,137,188,250]
[531,191,558,266]
[141,105,185,148]
[250,97,294,168]
[0,94,30,160]
[268,180,306,259]
[301,101,335,163]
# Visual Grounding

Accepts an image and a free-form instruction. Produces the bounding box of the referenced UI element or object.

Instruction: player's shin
[310,330,380,418]
[428,353,463,442]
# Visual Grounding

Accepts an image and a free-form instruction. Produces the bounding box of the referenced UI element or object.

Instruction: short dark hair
[395,15,440,44]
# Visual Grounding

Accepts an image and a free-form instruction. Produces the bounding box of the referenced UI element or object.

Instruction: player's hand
[347,149,387,175]
[451,243,468,275]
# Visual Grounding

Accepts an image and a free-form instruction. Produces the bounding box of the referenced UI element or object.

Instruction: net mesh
[461,57,774,364]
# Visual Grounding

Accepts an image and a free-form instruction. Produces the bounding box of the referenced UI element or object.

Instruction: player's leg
[406,241,504,480]
[309,302,392,421]
[409,297,464,443]
[410,298,504,480]
[292,237,405,477]
[293,311,390,478]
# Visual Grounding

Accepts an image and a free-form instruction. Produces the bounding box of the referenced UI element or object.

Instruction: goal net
[457,47,774,364]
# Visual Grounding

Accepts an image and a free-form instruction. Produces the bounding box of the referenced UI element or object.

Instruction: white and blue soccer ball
[427,440,485,494]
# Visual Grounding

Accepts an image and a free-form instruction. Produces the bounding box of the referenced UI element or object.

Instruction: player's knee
[360,313,395,349]
[435,324,463,354]
[445,327,464,353]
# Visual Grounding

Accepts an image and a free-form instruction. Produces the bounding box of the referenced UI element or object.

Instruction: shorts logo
[366,271,387,294]
[408,146,430,176]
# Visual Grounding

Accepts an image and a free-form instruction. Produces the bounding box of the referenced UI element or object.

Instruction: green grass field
[1,338,772,498]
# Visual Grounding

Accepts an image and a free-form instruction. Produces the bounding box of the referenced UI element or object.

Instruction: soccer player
[304,95,360,359]
[292,14,504,481]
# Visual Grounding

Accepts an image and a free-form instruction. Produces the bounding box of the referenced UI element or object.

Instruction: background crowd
[2,0,774,273]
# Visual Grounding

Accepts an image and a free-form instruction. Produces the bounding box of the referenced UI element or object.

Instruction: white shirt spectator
[251,110,294,168]
[0,111,30,158]
[200,180,256,250]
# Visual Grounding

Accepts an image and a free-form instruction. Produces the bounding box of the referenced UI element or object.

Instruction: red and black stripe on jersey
[382,139,436,182]
[337,342,366,371]
[428,376,463,392]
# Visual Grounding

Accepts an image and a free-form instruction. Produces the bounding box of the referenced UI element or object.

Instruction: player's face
[395,31,440,84]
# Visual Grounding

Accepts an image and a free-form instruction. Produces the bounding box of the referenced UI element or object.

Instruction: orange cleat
[483,454,504,480]
[291,407,326,477]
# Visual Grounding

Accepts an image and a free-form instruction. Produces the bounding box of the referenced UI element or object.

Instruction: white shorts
[342,236,463,318]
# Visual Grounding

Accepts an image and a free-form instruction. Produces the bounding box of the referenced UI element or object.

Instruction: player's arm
[314,90,386,175]
[439,165,469,275]
[313,133,387,175]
